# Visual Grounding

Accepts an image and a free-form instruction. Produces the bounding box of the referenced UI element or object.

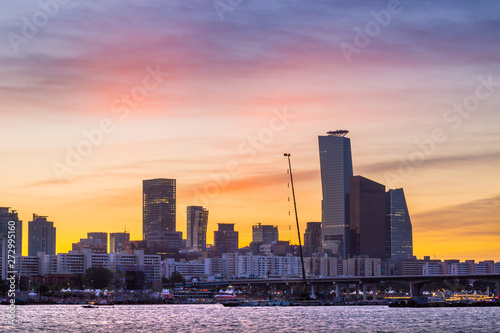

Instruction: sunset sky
[1,0,499,260]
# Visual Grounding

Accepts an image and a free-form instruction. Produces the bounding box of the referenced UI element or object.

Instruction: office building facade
[186,206,209,251]
[318,130,353,258]
[350,176,386,259]
[87,232,108,252]
[143,178,176,240]
[386,188,413,260]
[304,222,322,257]
[214,223,239,253]
[110,232,130,253]
[252,223,279,245]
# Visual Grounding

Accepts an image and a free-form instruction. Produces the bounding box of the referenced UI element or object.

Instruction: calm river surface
[4,304,500,332]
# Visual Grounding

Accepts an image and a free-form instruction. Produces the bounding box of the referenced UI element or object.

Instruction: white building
[450,262,469,275]
[475,261,494,274]
[422,262,443,276]
[14,255,40,277]
[304,256,338,277]
[343,257,381,276]
[57,252,85,274]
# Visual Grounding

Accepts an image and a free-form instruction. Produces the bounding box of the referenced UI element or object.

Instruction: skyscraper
[143,178,176,240]
[303,222,322,257]
[1,207,23,280]
[214,223,239,253]
[0,207,22,255]
[28,214,56,256]
[350,176,386,259]
[252,223,279,245]
[186,206,209,251]
[318,130,353,258]
[386,188,413,260]
[110,232,130,253]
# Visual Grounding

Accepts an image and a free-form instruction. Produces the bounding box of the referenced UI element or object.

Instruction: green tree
[83,267,114,290]
[39,284,50,295]
[125,270,145,291]
[169,271,184,284]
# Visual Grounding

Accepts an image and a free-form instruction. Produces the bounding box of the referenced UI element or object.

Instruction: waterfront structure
[110,232,130,253]
[318,130,353,258]
[350,176,387,259]
[143,178,176,240]
[303,222,322,257]
[186,206,209,251]
[252,223,279,245]
[17,250,162,285]
[386,188,413,260]
[28,214,56,256]
[214,223,239,253]
[10,251,500,280]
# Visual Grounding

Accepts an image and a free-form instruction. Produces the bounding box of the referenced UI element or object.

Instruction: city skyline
[1,1,499,261]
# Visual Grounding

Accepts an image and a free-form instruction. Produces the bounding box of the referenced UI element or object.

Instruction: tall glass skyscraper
[186,206,209,251]
[386,188,413,260]
[143,178,176,240]
[318,130,353,259]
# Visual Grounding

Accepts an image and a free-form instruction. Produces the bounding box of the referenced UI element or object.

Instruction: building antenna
[284,153,307,287]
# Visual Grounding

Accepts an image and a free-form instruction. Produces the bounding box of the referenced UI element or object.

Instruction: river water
[4,304,499,332]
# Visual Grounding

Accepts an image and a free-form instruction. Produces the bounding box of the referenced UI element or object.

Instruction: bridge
[179,274,500,299]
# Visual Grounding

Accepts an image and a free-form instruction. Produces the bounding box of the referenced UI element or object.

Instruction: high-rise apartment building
[318,130,353,258]
[186,206,209,251]
[1,207,23,279]
[349,176,386,259]
[0,207,22,255]
[304,222,322,257]
[28,214,56,256]
[214,223,239,253]
[252,223,279,245]
[386,188,413,260]
[110,232,130,253]
[143,178,176,240]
